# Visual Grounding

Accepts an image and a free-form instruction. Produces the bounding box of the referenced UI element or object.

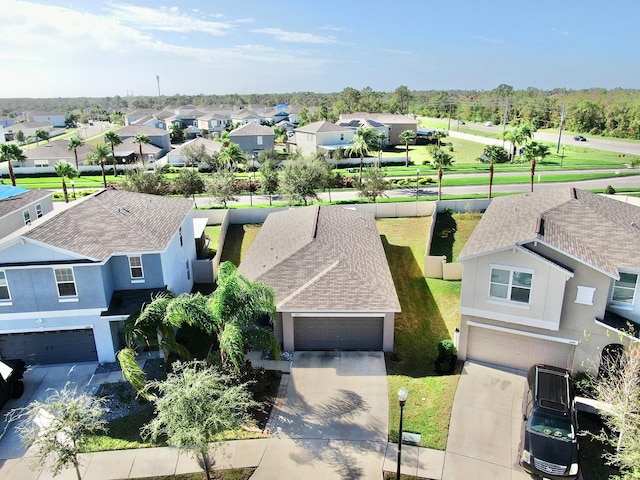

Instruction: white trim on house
[525,239,617,280]
[467,320,579,345]
[594,319,640,343]
[610,269,639,309]
[0,324,94,335]
[460,306,562,331]
[53,266,78,298]
[290,312,386,318]
[488,263,535,305]
[0,308,104,321]
[128,255,145,282]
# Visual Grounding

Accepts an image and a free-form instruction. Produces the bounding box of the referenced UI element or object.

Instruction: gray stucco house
[238,205,400,352]
[0,190,196,365]
[229,122,275,156]
[0,186,54,239]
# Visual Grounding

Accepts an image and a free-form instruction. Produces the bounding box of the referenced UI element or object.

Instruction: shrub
[435,339,457,374]
[604,185,616,195]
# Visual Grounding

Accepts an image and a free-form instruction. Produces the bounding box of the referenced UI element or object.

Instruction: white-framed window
[489,266,533,304]
[128,256,144,280]
[179,227,183,247]
[54,268,77,297]
[36,203,43,218]
[34,159,49,168]
[611,271,638,305]
[23,210,31,225]
[0,270,11,301]
[257,135,263,146]
[186,260,190,280]
[307,133,313,142]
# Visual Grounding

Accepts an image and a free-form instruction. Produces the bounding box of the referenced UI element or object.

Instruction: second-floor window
[54,268,77,297]
[23,210,31,225]
[179,227,183,247]
[489,267,533,304]
[0,270,11,301]
[612,272,638,305]
[129,256,144,280]
[257,135,263,145]
[36,204,43,218]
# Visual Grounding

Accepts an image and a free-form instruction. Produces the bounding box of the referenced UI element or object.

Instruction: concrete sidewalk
[0,439,445,479]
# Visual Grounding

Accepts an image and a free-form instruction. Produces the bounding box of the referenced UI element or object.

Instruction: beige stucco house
[457,188,640,374]
[293,121,355,158]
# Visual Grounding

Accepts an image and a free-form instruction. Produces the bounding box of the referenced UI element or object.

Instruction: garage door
[467,326,575,372]
[0,329,98,365]
[294,316,383,350]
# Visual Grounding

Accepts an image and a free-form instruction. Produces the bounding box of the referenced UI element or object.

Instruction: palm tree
[215,130,230,147]
[522,141,550,192]
[502,123,534,161]
[430,148,454,201]
[433,130,448,149]
[399,130,416,168]
[219,143,245,170]
[54,162,78,203]
[478,145,509,198]
[348,126,376,182]
[90,143,110,188]
[132,134,150,167]
[104,131,122,176]
[0,143,26,186]
[67,136,84,169]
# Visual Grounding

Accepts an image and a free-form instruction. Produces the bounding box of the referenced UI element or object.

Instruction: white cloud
[320,24,350,32]
[252,27,340,44]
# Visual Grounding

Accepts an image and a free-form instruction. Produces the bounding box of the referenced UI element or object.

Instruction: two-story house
[0,186,54,239]
[196,113,231,134]
[339,113,417,145]
[457,188,640,374]
[229,123,275,157]
[0,189,196,365]
[292,121,355,159]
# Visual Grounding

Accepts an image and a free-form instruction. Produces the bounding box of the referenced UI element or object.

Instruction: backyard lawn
[219,224,262,265]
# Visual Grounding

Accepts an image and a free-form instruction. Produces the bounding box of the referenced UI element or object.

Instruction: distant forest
[2,84,640,139]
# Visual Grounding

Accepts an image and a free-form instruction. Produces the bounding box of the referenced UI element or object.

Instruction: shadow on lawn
[380,236,452,378]
[219,225,247,266]
[429,211,457,263]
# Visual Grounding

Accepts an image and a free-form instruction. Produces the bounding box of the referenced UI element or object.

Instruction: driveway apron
[252,351,389,479]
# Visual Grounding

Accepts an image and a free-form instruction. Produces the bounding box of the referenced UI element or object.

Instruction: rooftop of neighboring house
[239,205,400,312]
[459,188,640,277]
[169,137,223,156]
[294,120,353,134]
[115,137,162,155]
[25,140,92,162]
[229,123,274,136]
[5,121,52,131]
[339,113,418,125]
[117,125,170,137]
[0,186,52,220]
[16,189,193,261]
[338,118,387,129]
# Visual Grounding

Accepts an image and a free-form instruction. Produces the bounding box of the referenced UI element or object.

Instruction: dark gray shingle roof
[239,206,400,312]
[0,189,52,219]
[24,190,193,260]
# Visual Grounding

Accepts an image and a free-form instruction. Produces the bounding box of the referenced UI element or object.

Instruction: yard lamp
[70,180,76,200]
[248,172,253,207]
[415,169,420,201]
[396,387,408,480]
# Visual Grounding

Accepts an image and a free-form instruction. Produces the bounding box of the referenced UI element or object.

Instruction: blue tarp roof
[0,184,28,200]
[275,104,289,110]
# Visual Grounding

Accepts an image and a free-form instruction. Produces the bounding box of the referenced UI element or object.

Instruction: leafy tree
[392,85,412,114]
[120,169,169,195]
[142,361,258,480]
[14,130,25,145]
[35,128,49,145]
[502,123,534,160]
[206,169,238,207]
[355,167,389,202]
[569,99,606,134]
[522,141,550,192]
[0,143,26,186]
[8,383,107,480]
[219,143,245,170]
[347,126,376,181]
[54,162,78,203]
[170,123,185,143]
[104,131,122,176]
[280,153,327,205]
[478,145,510,198]
[173,169,205,204]
[399,130,416,167]
[182,144,219,171]
[110,110,124,125]
[430,148,454,201]
[88,143,110,188]
[132,134,151,167]
[258,152,280,206]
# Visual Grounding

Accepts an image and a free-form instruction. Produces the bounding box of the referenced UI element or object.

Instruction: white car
[484,121,494,127]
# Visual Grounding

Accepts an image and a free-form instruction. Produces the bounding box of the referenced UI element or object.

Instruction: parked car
[519,364,579,480]
[573,135,587,142]
[0,358,26,409]
[484,121,494,127]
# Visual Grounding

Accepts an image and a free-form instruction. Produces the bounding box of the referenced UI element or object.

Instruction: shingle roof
[295,121,353,134]
[238,206,400,312]
[339,113,418,125]
[117,125,169,137]
[25,140,92,162]
[23,190,193,261]
[0,188,52,219]
[169,137,222,156]
[459,188,640,277]
[229,123,274,136]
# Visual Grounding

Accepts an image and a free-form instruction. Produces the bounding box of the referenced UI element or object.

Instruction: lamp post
[248,172,253,207]
[70,180,76,200]
[396,387,408,480]
[415,169,420,201]
[560,145,565,168]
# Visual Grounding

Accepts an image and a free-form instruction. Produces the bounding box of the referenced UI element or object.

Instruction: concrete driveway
[252,351,389,479]
[444,362,531,480]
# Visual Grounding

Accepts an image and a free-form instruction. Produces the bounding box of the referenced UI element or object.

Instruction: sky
[2,0,640,98]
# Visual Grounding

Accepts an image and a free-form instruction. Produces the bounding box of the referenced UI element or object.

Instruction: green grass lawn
[219,224,262,266]
[377,214,481,450]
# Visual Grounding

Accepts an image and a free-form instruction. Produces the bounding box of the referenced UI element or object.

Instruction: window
[179,227,183,247]
[612,272,638,305]
[489,267,533,304]
[128,256,144,279]
[340,133,344,141]
[23,210,31,225]
[0,270,11,301]
[257,135,263,146]
[54,268,77,297]
[186,260,190,280]
[36,204,43,218]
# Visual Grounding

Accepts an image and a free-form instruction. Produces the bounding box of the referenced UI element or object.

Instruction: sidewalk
[0,439,445,479]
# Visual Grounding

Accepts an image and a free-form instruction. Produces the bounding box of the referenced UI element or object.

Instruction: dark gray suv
[519,364,579,480]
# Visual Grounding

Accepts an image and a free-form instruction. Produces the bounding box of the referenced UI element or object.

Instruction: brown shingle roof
[459,188,640,277]
[0,189,52,219]
[295,121,353,134]
[238,206,400,312]
[24,190,193,261]
[229,123,274,136]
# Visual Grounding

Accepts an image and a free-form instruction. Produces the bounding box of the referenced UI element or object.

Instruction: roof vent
[118,206,130,214]
[632,221,638,228]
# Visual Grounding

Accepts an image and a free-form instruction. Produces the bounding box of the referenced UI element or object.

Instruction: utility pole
[156,75,161,97]
[447,103,452,131]
[502,97,510,131]
[556,104,566,154]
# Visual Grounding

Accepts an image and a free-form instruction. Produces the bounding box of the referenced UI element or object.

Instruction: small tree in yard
[430,148,454,201]
[206,169,238,207]
[280,153,327,205]
[7,383,107,480]
[259,154,280,206]
[478,145,510,198]
[399,130,416,167]
[173,169,205,205]
[54,161,78,203]
[355,167,389,202]
[143,361,258,480]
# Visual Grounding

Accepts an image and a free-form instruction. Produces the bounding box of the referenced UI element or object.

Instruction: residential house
[231,110,262,125]
[166,137,222,167]
[229,123,275,157]
[457,188,640,374]
[4,122,53,143]
[131,116,167,130]
[124,109,161,126]
[0,186,54,239]
[28,112,66,128]
[0,117,16,129]
[338,118,391,148]
[197,113,231,134]
[339,113,418,145]
[0,189,196,365]
[238,205,400,352]
[116,125,171,160]
[165,110,205,130]
[292,121,355,158]
[24,139,92,168]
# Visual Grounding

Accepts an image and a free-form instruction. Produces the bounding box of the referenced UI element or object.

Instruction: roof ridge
[276,259,339,308]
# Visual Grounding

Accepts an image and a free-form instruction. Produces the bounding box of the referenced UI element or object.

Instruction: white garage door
[294,316,383,350]
[467,326,575,372]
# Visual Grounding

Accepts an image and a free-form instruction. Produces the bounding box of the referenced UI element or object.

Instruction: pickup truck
[0,359,26,409]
